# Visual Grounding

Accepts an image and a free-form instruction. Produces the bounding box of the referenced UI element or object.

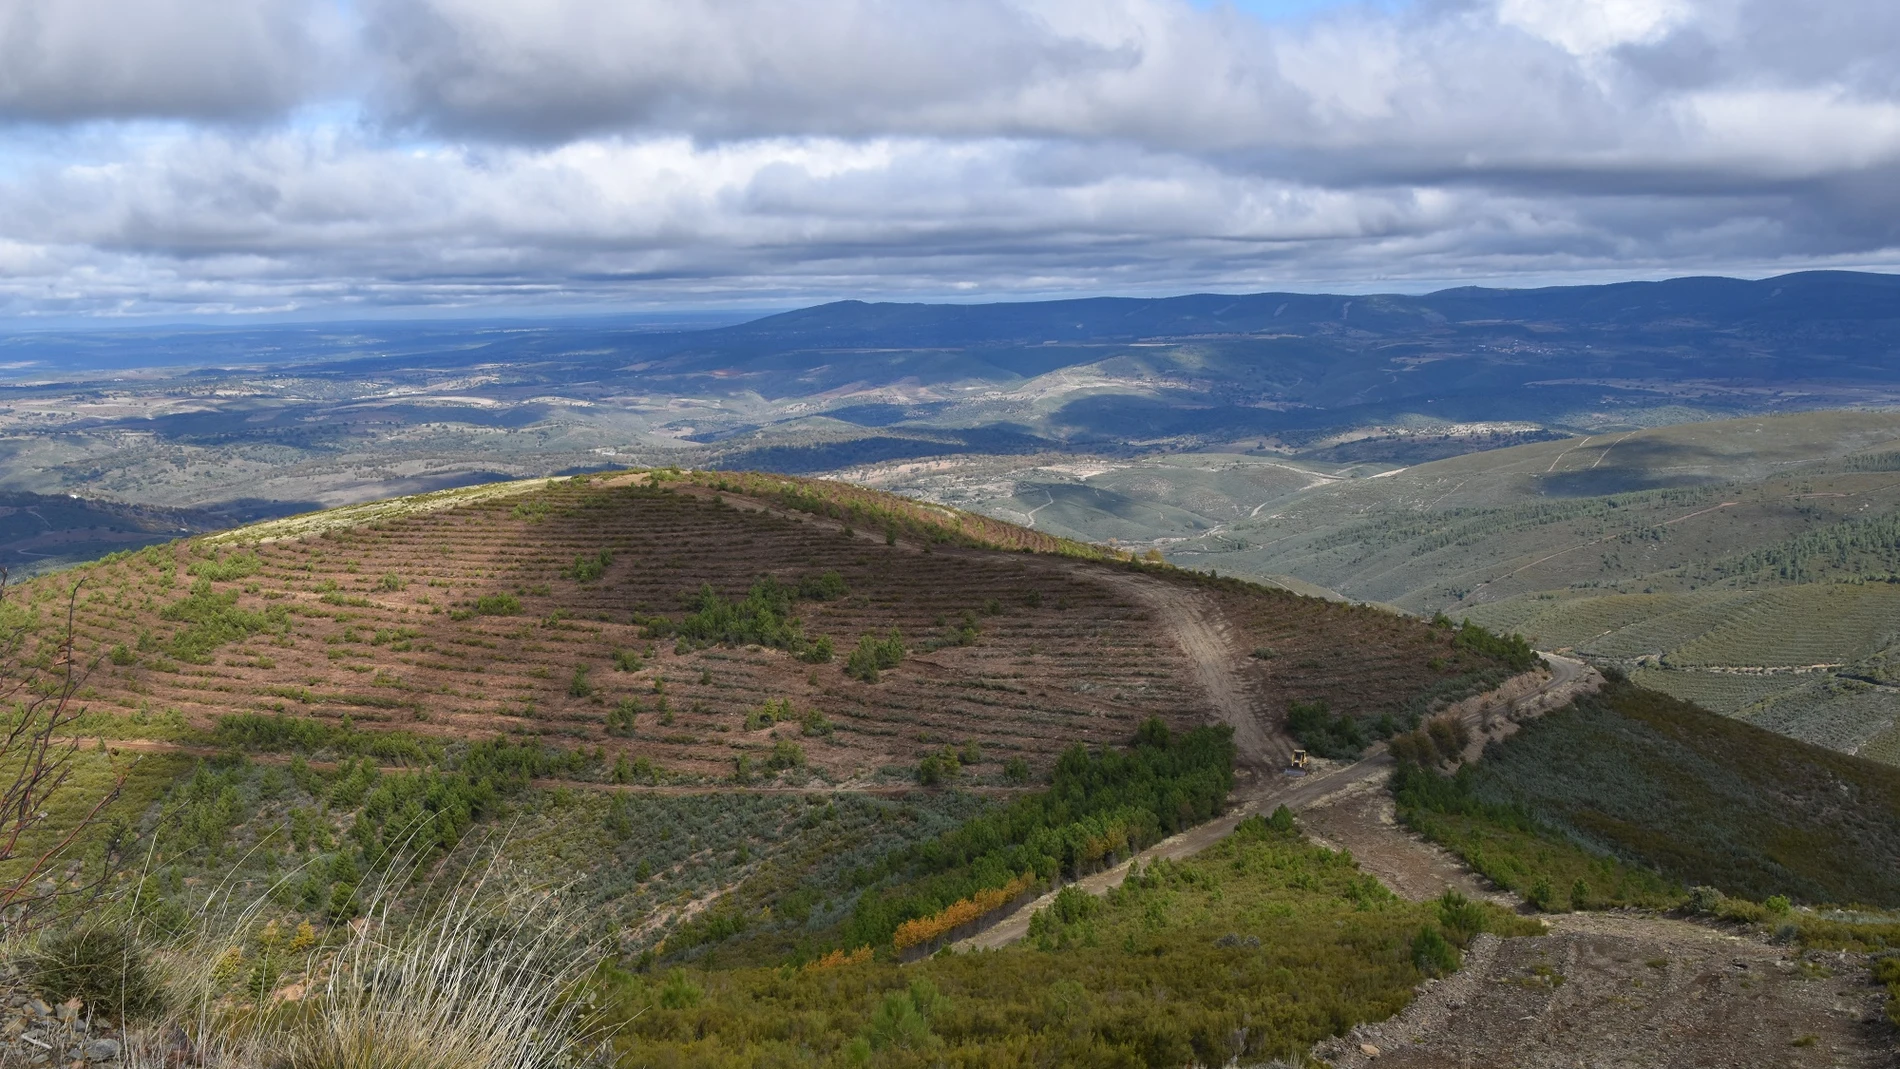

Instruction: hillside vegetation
[2,469,1533,963]
[1155,411,1900,766]
[1395,680,1900,910]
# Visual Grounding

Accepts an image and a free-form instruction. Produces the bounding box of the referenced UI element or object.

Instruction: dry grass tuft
[115,849,604,1069]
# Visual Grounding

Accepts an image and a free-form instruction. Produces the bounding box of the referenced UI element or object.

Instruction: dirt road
[1073,566,1290,769]
[953,577,1601,950]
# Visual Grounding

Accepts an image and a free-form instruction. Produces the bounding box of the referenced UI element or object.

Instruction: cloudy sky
[1,0,1897,320]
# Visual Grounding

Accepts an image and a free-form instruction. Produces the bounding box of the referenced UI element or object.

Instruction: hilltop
[35,470,1525,795]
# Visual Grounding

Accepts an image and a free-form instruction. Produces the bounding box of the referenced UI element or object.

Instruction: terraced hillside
[40,471,1506,785]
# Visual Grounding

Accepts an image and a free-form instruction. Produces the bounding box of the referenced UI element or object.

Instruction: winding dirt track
[953,573,1599,951]
[1070,566,1290,769]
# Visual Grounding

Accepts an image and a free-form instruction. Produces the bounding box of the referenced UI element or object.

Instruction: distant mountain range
[0,269,1895,557]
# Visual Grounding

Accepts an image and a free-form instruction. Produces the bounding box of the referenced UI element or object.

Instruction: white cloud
[1496,0,1695,55]
[0,0,1897,315]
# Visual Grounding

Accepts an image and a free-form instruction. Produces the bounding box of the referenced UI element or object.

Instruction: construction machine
[1287,749,1309,774]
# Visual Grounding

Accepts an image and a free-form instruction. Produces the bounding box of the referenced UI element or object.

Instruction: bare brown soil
[1315,913,1897,1069]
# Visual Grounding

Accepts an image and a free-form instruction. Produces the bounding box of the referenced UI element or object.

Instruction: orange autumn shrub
[892,872,1039,950]
[805,946,874,971]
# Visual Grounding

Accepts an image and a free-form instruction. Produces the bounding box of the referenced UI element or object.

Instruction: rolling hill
[46,470,1520,789]
[1101,411,1900,765]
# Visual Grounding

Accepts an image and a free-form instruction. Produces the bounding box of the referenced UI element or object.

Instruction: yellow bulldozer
[1287,749,1309,773]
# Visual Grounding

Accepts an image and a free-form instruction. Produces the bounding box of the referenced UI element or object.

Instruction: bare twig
[0,568,127,933]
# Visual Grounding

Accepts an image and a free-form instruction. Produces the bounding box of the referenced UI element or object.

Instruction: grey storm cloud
[0,0,1898,317]
[0,0,329,122]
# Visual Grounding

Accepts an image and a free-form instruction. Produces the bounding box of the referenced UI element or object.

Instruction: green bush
[837,724,1235,951]
[917,752,952,786]
[474,593,521,616]
[865,978,944,1052]
[1411,926,1460,977]
[1436,890,1488,946]
[607,698,638,736]
[160,578,290,663]
[1286,699,1365,758]
[656,575,842,661]
[845,629,906,682]
[1449,620,1539,671]
[187,552,260,582]
[564,549,613,582]
[25,925,165,1021]
[658,969,702,1010]
[1527,878,1556,912]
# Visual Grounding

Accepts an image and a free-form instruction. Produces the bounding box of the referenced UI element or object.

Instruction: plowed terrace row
[41,473,1500,781]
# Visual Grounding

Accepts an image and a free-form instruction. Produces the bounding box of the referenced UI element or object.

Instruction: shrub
[1686,886,1724,914]
[473,593,521,616]
[745,697,794,732]
[1411,925,1460,977]
[1436,890,1488,946]
[797,571,849,600]
[608,698,639,736]
[568,664,593,698]
[865,978,943,1052]
[1028,885,1102,951]
[1449,619,1540,671]
[918,753,951,786]
[846,629,906,682]
[661,575,843,661]
[800,708,836,737]
[25,925,165,1021]
[564,549,613,582]
[160,578,290,662]
[1285,699,1365,759]
[659,969,703,1010]
[1528,877,1556,912]
[767,739,806,771]
[1003,756,1030,783]
[187,552,260,582]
